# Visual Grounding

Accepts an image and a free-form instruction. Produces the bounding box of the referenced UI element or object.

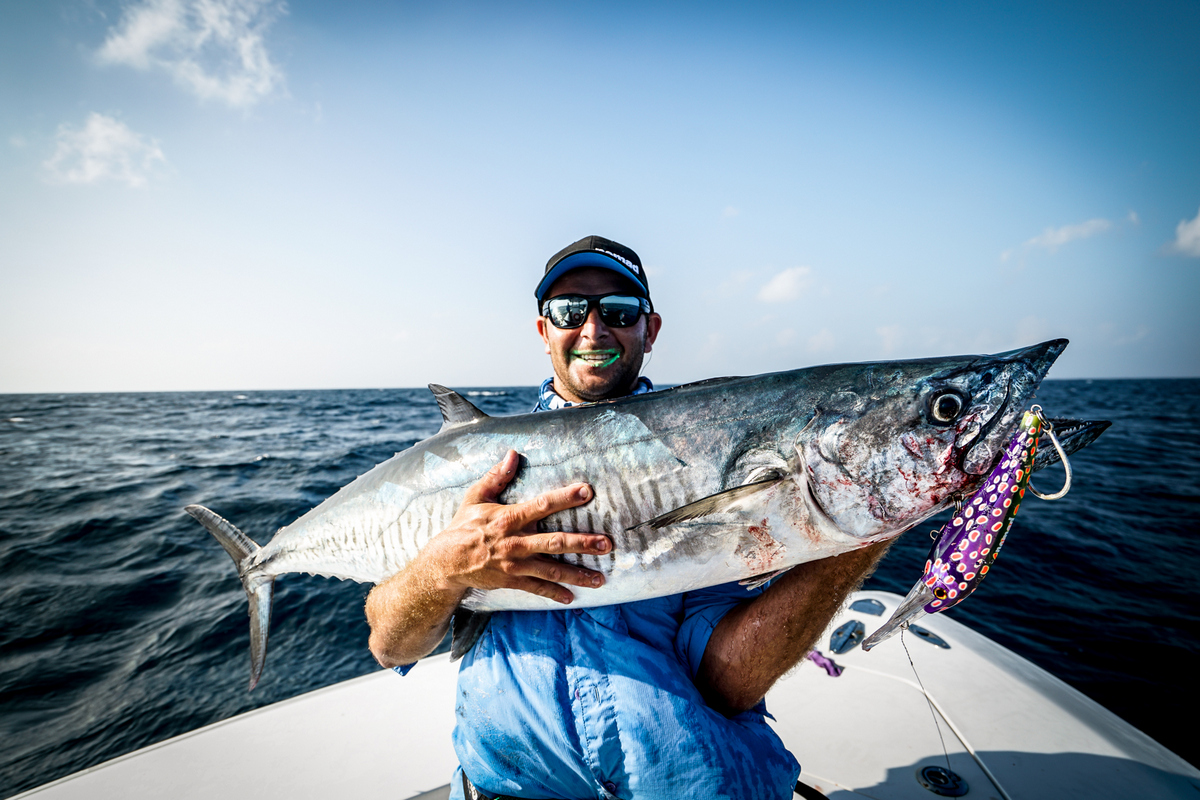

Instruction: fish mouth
[956,338,1068,475]
[1032,417,1110,473]
[957,382,1010,473]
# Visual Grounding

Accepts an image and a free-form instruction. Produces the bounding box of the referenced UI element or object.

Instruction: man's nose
[579,308,611,338]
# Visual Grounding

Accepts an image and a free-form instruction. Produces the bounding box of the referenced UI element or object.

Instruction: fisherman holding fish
[187,237,1084,795]
[364,236,890,800]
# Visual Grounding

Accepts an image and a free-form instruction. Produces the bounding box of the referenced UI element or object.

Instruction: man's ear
[536,317,552,354]
[644,313,662,352]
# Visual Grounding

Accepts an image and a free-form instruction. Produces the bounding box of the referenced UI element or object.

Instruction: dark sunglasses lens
[547,297,589,328]
[545,295,645,328]
[598,297,643,327]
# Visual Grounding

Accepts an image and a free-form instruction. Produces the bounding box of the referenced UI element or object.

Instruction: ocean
[1,379,1196,796]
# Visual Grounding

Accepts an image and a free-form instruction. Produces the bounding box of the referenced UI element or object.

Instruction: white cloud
[98,0,285,108]
[757,266,812,303]
[1024,218,1111,252]
[776,328,796,346]
[44,113,166,187]
[1171,206,1200,257]
[722,205,740,218]
[1001,216,1121,263]
[806,328,835,353]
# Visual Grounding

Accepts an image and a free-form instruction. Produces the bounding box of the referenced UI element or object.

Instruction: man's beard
[556,341,647,402]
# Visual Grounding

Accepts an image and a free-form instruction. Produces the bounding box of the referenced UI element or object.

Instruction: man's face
[537,268,662,404]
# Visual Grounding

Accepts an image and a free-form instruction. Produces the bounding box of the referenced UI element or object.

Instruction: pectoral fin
[739,566,794,590]
[632,477,783,531]
[450,608,492,661]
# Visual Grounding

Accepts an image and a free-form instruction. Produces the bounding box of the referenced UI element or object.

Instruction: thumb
[463,450,521,505]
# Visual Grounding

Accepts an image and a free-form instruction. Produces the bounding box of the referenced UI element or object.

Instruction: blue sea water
[0,380,1196,796]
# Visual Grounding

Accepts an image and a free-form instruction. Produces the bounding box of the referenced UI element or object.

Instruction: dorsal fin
[429,384,490,432]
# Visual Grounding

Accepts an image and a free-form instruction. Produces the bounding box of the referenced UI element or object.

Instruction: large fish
[187,339,1087,688]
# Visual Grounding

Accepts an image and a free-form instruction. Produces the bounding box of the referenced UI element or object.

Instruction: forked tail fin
[185,504,275,691]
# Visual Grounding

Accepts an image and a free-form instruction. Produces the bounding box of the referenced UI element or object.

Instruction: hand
[428,449,611,605]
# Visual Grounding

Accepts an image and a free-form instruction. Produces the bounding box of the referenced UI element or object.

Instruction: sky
[2,0,1198,393]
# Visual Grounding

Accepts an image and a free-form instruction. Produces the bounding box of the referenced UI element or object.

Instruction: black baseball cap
[534,235,652,308]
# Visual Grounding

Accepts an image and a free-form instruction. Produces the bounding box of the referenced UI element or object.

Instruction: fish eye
[929,392,965,425]
[933,586,947,600]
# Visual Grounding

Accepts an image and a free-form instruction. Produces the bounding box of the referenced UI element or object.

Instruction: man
[365,236,887,800]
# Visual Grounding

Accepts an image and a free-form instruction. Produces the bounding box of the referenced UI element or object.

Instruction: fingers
[486,531,610,598]
[504,552,606,603]
[510,530,611,559]
[463,450,521,505]
[462,453,596,534]
[505,482,595,530]
[506,576,576,605]
[505,533,610,596]
[449,450,610,603]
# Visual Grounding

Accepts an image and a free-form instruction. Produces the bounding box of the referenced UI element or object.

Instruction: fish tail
[185,504,275,691]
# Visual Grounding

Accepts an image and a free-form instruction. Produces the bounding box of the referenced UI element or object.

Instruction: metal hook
[1028,406,1072,500]
[933,494,964,539]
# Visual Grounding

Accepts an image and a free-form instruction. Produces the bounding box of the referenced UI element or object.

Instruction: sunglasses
[541,293,652,329]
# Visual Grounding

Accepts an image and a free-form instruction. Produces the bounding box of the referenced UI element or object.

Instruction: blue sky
[2,1,1197,392]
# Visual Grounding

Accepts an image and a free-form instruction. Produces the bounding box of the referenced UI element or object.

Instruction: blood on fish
[736,518,785,574]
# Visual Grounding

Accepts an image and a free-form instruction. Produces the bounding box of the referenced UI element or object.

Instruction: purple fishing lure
[862,410,1042,650]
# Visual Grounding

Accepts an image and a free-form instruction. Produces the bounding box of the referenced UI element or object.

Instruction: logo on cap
[597,248,639,274]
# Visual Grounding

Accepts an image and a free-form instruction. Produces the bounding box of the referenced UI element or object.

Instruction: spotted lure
[862,410,1043,650]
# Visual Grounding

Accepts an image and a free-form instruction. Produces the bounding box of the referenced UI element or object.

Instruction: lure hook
[932,494,965,540]
[1028,405,1072,500]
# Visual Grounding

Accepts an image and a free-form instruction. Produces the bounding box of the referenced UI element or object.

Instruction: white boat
[13,590,1197,799]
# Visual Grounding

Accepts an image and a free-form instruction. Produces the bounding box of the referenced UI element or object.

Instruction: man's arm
[696,541,891,716]
[365,449,612,668]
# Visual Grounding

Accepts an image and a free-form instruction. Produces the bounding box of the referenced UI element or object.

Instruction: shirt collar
[534,376,654,412]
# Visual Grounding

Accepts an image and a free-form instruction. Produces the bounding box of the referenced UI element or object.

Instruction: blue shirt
[398,378,801,799]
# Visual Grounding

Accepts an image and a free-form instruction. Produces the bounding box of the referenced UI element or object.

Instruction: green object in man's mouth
[571,349,621,369]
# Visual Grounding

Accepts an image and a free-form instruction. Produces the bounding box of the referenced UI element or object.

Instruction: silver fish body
[188,339,1070,687]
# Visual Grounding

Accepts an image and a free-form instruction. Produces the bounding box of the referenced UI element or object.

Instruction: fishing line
[901,627,953,773]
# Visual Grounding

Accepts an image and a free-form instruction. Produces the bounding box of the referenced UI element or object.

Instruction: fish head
[797,339,1067,540]
[862,409,1045,650]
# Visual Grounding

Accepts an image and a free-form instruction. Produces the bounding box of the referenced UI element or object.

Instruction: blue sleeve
[674,579,768,681]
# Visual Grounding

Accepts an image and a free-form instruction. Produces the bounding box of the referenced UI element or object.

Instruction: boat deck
[15,591,1198,799]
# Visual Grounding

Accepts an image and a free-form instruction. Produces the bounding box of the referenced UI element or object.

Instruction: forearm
[697,540,891,715]
[365,542,464,668]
